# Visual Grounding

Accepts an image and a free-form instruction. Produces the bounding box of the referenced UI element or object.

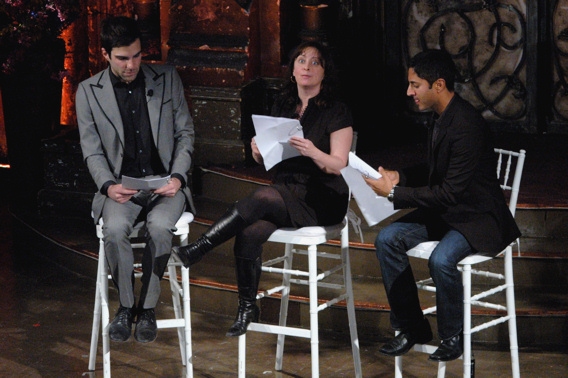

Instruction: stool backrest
[494,148,526,218]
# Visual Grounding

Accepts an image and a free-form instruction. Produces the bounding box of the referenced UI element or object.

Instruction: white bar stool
[237,216,362,377]
[88,211,194,378]
[394,148,526,378]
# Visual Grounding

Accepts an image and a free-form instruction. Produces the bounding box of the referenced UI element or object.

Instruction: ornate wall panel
[401,0,533,132]
[551,0,568,129]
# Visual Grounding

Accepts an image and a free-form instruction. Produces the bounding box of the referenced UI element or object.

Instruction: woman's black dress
[269,96,353,227]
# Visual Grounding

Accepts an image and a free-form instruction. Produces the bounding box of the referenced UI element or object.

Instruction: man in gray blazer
[76,16,195,343]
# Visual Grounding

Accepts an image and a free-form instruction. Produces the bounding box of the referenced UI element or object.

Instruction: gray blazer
[76,64,196,222]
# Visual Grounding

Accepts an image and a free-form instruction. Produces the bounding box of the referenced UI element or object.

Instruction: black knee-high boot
[172,206,247,268]
[226,256,261,337]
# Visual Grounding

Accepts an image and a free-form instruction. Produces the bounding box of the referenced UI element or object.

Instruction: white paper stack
[252,115,304,170]
[341,152,398,226]
[122,175,170,190]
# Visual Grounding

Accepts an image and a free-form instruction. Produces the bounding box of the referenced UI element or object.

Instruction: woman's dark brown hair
[279,40,339,109]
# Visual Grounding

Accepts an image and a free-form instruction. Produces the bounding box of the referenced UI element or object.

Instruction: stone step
[184,220,568,351]
[187,165,568,350]
[27,131,568,351]
[194,165,568,255]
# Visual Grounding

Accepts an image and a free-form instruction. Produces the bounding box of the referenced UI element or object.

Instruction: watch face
[388,188,394,202]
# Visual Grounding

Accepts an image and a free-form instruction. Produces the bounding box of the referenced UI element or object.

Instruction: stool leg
[178,227,193,377]
[341,228,362,378]
[462,264,472,378]
[504,247,520,378]
[168,261,186,364]
[88,244,105,371]
[89,238,111,377]
[394,333,403,378]
[275,243,294,371]
[100,250,111,378]
[437,361,447,378]
[238,333,247,378]
[307,244,320,377]
[181,265,193,378]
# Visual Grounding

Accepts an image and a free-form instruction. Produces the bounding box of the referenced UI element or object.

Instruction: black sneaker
[109,306,134,342]
[134,308,157,343]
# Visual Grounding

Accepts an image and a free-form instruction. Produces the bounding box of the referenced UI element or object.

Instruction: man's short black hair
[100,16,141,55]
[409,49,458,91]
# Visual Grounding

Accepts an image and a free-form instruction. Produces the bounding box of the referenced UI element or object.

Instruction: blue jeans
[375,216,473,340]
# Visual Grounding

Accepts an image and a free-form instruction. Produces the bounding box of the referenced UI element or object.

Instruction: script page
[252,115,304,170]
[122,175,171,190]
[341,154,398,226]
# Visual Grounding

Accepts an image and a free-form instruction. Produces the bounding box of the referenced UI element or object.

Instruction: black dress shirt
[110,70,165,178]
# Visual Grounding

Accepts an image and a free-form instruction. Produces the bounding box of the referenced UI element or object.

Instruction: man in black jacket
[364,49,521,361]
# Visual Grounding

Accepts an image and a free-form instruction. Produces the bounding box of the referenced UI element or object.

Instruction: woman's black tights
[233,186,290,260]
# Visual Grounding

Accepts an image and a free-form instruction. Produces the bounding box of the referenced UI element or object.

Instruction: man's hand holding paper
[363,166,399,197]
[347,151,399,196]
[340,152,398,226]
[347,151,382,179]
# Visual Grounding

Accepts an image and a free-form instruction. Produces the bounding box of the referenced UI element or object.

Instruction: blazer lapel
[428,113,449,182]
[91,70,125,146]
[143,65,165,147]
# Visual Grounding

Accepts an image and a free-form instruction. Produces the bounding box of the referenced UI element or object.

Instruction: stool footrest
[247,322,311,338]
[157,318,185,329]
[412,343,440,355]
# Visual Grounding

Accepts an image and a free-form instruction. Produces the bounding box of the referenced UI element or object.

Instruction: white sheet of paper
[341,164,398,227]
[348,151,381,179]
[122,175,170,190]
[252,115,304,170]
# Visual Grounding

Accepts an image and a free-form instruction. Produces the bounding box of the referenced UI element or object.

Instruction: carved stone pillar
[167,0,265,166]
[133,0,161,60]
[299,1,329,43]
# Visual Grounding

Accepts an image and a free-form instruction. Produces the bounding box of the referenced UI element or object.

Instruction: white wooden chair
[88,211,194,378]
[237,216,362,377]
[394,148,526,378]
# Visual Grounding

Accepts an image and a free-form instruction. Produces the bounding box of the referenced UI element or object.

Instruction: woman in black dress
[173,40,354,337]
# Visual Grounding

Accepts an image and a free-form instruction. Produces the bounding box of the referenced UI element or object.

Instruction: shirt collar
[109,68,145,89]
[432,94,456,126]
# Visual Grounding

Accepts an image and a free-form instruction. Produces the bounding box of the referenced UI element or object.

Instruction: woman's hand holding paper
[251,137,264,164]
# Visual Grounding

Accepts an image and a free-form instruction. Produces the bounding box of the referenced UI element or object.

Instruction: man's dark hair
[100,16,141,55]
[409,49,458,91]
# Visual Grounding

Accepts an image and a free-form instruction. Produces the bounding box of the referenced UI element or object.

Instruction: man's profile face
[102,39,142,84]
[406,67,439,113]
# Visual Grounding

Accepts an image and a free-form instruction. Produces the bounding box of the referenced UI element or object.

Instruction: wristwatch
[387,186,395,202]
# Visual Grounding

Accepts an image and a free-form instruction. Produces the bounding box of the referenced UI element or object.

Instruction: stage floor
[1,129,568,377]
[1,213,566,377]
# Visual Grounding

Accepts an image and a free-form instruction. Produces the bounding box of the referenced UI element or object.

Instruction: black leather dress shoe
[109,306,134,342]
[379,317,433,356]
[134,308,157,343]
[429,333,463,361]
